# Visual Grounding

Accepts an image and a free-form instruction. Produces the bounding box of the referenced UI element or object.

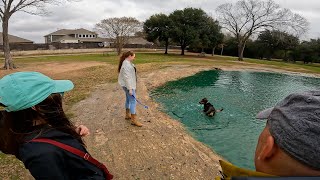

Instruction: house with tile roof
[0,33,33,45]
[44,28,111,45]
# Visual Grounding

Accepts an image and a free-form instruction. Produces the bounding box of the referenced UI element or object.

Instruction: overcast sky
[7,0,320,43]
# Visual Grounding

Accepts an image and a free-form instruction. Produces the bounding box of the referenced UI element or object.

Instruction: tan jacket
[215,160,274,180]
[118,59,137,90]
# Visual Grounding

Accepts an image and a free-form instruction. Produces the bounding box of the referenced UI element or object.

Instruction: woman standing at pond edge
[118,51,143,127]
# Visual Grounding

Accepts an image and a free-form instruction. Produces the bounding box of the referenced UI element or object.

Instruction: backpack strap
[30,138,113,180]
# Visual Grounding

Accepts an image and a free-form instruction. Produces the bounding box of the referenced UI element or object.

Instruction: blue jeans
[122,87,136,114]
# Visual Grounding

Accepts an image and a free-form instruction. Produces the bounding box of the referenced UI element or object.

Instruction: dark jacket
[18,126,105,180]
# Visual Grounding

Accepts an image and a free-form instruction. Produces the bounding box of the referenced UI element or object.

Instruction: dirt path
[0,61,107,77]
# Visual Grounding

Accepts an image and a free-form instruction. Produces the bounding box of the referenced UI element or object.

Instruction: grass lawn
[1,51,320,179]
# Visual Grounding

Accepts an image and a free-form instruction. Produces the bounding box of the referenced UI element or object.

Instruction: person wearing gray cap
[216,90,320,179]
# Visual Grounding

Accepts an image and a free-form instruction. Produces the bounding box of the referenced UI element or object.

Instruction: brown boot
[131,114,143,127]
[125,109,131,120]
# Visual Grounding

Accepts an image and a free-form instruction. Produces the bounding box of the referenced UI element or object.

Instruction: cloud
[3,0,320,43]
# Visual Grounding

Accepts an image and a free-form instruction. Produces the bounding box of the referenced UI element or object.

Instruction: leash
[132,95,149,109]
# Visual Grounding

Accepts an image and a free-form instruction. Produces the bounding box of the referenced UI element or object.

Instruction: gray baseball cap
[256,90,320,170]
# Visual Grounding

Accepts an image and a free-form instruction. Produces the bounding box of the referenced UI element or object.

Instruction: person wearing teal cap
[0,72,113,180]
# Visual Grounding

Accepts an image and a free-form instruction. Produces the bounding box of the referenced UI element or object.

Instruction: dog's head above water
[199,98,208,104]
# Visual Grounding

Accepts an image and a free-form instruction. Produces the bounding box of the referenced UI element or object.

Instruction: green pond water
[150,70,320,170]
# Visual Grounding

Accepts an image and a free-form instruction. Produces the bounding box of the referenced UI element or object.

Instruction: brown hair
[0,93,84,156]
[0,111,19,155]
[118,51,134,73]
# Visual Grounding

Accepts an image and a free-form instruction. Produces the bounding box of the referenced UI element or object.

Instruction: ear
[31,106,40,112]
[258,135,277,160]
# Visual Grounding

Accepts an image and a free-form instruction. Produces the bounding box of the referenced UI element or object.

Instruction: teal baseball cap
[0,71,74,112]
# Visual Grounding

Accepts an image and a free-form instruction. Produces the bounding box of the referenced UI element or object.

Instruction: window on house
[86,35,88,37]
[79,34,82,38]
[93,35,95,38]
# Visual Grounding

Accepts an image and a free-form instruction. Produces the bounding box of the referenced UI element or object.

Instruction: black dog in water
[199,98,223,117]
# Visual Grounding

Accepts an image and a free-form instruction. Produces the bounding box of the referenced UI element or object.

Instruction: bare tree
[95,17,141,55]
[0,0,78,69]
[216,0,309,61]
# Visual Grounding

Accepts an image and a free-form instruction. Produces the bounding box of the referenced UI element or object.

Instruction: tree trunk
[116,43,122,56]
[283,50,288,61]
[238,43,245,61]
[117,48,121,55]
[268,50,274,60]
[2,16,14,69]
[220,45,224,56]
[181,45,185,55]
[164,40,169,54]
[116,36,122,55]
[212,46,216,56]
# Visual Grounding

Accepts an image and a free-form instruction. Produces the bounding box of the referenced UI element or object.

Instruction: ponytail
[118,51,134,73]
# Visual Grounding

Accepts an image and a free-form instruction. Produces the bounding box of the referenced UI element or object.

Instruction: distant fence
[123,44,157,49]
[0,42,104,51]
[0,42,160,51]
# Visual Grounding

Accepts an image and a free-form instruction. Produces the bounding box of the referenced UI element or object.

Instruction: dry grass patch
[0,154,31,180]
[59,65,118,109]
